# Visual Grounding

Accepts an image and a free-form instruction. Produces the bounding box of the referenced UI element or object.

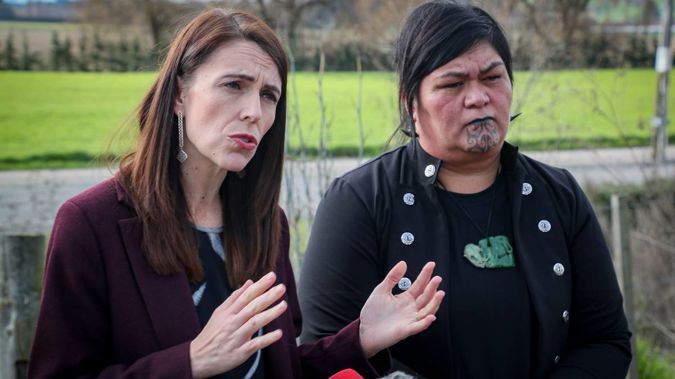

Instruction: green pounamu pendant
[463,235,515,268]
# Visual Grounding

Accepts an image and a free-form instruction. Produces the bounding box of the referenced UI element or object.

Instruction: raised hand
[189,271,287,378]
[358,261,444,358]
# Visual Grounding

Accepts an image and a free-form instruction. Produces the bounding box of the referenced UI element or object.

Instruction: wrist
[189,340,208,379]
[359,321,378,358]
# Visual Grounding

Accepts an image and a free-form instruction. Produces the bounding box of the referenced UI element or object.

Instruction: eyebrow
[438,61,505,79]
[220,73,281,96]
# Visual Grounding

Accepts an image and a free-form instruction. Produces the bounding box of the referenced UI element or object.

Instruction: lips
[466,116,495,126]
[228,133,258,151]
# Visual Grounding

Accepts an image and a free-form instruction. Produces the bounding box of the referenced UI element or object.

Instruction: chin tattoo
[466,120,499,152]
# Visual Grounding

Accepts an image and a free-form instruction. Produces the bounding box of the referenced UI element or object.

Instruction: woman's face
[174,39,282,174]
[412,41,513,163]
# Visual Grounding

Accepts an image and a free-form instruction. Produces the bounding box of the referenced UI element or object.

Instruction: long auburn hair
[119,8,288,287]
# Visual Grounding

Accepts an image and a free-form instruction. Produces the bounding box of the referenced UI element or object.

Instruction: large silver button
[538,220,552,232]
[424,164,436,177]
[522,182,533,195]
[398,277,412,291]
[401,232,415,245]
[554,355,561,364]
[553,263,565,276]
[403,193,415,206]
[562,310,570,323]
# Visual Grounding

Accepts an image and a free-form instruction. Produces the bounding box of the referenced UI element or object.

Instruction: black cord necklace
[438,166,515,268]
[445,177,498,239]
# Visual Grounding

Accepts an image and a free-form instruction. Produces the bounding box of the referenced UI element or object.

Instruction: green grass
[1,69,674,169]
[637,338,675,379]
[0,72,153,169]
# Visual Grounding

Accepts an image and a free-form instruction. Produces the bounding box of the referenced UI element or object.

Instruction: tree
[350,0,425,64]
[50,31,61,70]
[227,0,339,55]
[4,32,18,70]
[78,33,89,71]
[78,0,191,51]
[62,36,74,71]
[91,31,104,71]
[21,31,41,70]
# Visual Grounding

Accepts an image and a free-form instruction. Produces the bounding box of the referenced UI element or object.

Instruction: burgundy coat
[28,176,388,379]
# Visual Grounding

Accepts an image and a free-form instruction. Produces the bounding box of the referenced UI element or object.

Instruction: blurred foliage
[637,338,675,379]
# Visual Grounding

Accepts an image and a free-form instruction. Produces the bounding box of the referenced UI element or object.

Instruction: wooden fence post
[610,195,638,379]
[0,235,45,379]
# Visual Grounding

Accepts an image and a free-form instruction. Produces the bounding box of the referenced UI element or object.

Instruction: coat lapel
[118,217,201,348]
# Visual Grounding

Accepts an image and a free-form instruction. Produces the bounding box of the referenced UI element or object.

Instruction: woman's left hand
[358,261,444,358]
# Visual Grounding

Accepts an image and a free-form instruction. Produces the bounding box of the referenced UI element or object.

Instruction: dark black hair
[394,0,513,136]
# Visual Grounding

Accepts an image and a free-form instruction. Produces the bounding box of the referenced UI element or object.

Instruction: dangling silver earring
[176,111,188,163]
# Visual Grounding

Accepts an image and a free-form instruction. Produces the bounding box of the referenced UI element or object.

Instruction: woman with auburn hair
[28,8,444,379]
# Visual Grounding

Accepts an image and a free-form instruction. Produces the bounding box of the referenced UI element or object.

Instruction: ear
[173,76,186,115]
[401,93,418,124]
[410,97,419,124]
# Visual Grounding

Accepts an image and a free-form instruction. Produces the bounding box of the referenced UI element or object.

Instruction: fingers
[218,279,253,311]
[228,271,278,314]
[405,290,445,336]
[406,261,435,298]
[378,261,407,292]
[414,275,442,309]
[243,328,283,354]
[407,314,438,336]
[415,290,445,324]
[235,283,286,325]
[238,299,288,340]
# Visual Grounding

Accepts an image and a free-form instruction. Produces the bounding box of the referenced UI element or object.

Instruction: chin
[213,151,255,172]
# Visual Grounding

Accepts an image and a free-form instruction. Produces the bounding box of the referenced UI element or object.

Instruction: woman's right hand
[189,271,287,379]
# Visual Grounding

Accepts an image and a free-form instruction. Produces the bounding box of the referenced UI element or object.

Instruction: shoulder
[53,175,134,236]
[65,176,118,210]
[515,151,593,236]
[516,152,582,197]
[324,145,408,203]
[338,145,407,185]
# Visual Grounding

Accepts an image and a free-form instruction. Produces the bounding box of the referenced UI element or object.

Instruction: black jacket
[298,140,631,378]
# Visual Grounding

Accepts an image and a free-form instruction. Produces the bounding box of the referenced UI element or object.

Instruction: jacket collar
[406,138,520,185]
[113,172,135,208]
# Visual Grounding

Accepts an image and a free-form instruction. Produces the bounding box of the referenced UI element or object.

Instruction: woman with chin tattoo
[298,1,632,378]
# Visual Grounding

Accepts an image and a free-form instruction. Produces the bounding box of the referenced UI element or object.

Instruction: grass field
[0,69,673,169]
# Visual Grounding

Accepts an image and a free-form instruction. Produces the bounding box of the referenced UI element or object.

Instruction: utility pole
[653,0,673,162]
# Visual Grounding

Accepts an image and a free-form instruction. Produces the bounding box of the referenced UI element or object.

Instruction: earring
[176,111,188,163]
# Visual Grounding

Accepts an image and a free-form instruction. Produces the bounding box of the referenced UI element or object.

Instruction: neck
[180,161,227,228]
[437,153,501,194]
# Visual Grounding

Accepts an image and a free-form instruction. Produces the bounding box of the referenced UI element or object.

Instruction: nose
[240,92,262,123]
[464,83,490,108]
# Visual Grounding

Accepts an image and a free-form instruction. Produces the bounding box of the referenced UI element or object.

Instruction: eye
[440,81,463,90]
[261,90,278,103]
[223,81,240,90]
[485,75,501,82]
